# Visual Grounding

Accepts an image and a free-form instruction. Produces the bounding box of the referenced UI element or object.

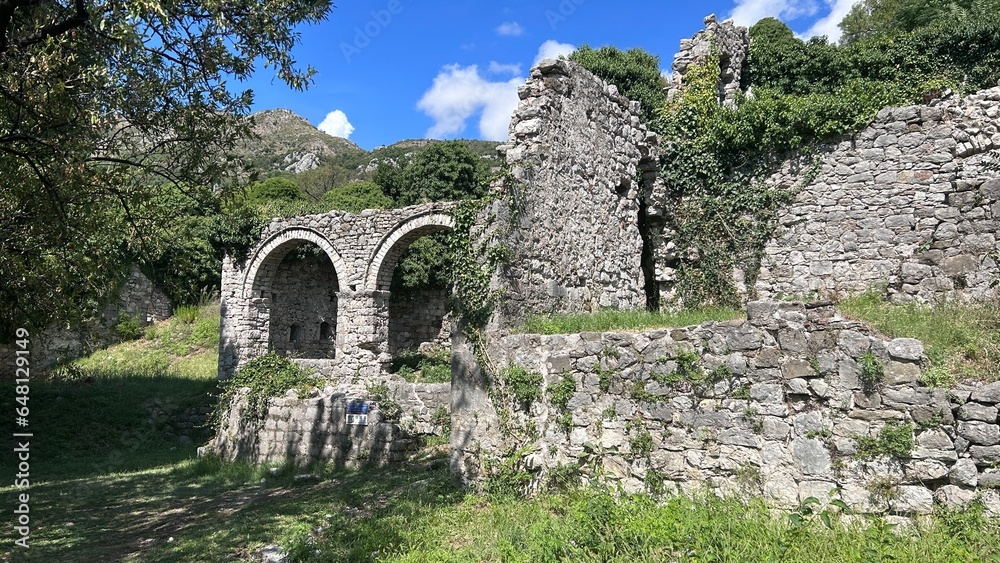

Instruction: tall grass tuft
[521,307,743,335]
[839,290,1000,383]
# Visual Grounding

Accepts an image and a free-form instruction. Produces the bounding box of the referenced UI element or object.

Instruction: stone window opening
[320,321,332,340]
[289,323,302,343]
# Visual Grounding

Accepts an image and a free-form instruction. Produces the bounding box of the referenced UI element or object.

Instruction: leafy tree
[375,141,489,206]
[246,177,306,205]
[570,45,667,125]
[839,0,1000,44]
[321,181,393,213]
[748,18,848,96]
[0,0,331,336]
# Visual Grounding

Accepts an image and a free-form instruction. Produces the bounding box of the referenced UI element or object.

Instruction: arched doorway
[244,230,344,360]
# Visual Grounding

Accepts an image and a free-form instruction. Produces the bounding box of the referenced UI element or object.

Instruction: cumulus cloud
[533,39,576,66]
[417,40,579,142]
[488,61,522,76]
[417,65,521,141]
[729,0,854,42]
[800,0,856,42]
[496,21,524,36]
[729,0,820,26]
[317,109,354,139]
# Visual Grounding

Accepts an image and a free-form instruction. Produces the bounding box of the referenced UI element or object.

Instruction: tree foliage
[246,177,306,205]
[569,45,668,125]
[321,180,393,213]
[375,140,490,206]
[0,0,332,336]
[839,0,1000,44]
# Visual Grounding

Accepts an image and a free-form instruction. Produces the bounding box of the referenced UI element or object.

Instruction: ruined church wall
[268,256,338,358]
[3,267,173,370]
[388,288,451,354]
[210,379,450,467]
[452,302,1000,516]
[494,58,655,322]
[755,90,1000,302]
[217,202,455,380]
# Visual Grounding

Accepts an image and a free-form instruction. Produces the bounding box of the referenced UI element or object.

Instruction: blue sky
[240,0,857,150]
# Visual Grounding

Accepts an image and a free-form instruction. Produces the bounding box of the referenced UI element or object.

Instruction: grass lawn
[520,307,744,335]
[838,291,1000,384]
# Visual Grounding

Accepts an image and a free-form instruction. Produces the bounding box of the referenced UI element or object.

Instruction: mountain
[237,109,502,181]
[239,108,367,174]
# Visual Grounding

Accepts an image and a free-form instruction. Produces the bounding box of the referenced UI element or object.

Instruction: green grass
[838,291,1000,384]
[520,307,744,335]
[3,455,999,562]
[390,348,451,383]
[0,303,221,480]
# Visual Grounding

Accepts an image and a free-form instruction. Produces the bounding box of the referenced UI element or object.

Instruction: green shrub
[212,353,314,429]
[853,420,914,461]
[173,305,200,324]
[116,312,144,341]
[859,352,885,386]
[549,373,577,410]
[501,365,544,410]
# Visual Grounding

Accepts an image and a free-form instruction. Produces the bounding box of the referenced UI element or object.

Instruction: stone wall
[210,379,450,467]
[388,288,451,354]
[666,14,749,107]
[268,251,338,359]
[451,302,1000,516]
[493,58,656,322]
[755,90,1000,302]
[218,202,456,379]
[5,266,173,370]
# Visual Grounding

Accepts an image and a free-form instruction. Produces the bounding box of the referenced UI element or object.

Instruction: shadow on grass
[0,372,219,482]
[0,454,462,563]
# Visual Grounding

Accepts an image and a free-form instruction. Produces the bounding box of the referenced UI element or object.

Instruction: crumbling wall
[666,14,750,106]
[756,90,1000,302]
[452,301,1000,517]
[210,379,450,467]
[5,267,173,370]
[494,58,657,322]
[268,252,339,358]
[388,289,451,354]
[218,202,455,379]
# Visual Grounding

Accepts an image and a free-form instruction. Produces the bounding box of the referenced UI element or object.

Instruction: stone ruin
[210,18,1000,515]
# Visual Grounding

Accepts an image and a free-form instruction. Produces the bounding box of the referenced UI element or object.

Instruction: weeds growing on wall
[211,353,314,430]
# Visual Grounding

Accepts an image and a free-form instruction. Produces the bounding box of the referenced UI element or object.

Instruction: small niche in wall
[289,323,302,343]
[320,321,332,340]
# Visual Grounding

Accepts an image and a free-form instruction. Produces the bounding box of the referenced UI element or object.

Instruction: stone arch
[243,228,347,299]
[364,212,455,292]
[243,228,346,360]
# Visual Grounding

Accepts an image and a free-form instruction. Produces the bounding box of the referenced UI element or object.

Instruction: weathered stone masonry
[756,89,1000,302]
[218,202,456,380]
[455,302,1000,516]
[494,57,657,323]
[211,380,450,467]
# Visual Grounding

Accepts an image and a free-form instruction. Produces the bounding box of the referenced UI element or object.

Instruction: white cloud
[729,0,854,42]
[317,109,354,139]
[496,21,524,36]
[417,40,580,142]
[488,61,522,76]
[800,0,856,42]
[417,65,522,141]
[533,39,576,66]
[728,0,820,27]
